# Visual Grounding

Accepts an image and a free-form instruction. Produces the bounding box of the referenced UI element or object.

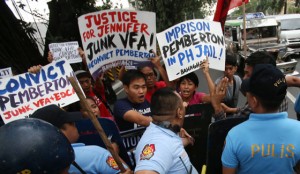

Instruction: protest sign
[0,59,79,124]
[49,41,82,64]
[0,67,12,79]
[78,10,156,79]
[157,19,225,81]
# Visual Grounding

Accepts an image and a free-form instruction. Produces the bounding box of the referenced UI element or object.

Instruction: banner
[213,0,249,30]
[0,59,79,124]
[0,67,12,79]
[157,19,225,81]
[78,10,156,79]
[49,41,82,64]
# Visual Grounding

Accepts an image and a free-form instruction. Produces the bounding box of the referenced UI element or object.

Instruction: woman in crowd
[178,58,215,107]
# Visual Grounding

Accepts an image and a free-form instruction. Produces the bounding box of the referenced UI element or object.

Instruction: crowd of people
[1,48,300,174]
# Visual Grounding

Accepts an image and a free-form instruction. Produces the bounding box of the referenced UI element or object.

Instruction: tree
[43,0,112,70]
[136,0,213,32]
[0,1,44,74]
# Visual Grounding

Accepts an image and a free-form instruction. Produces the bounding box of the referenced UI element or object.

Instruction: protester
[215,54,242,109]
[222,64,300,173]
[80,96,102,118]
[178,58,215,107]
[30,104,132,174]
[119,54,172,103]
[134,87,198,174]
[138,54,172,102]
[75,70,114,119]
[0,118,74,174]
[214,51,293,120]
[114,70,152,132]
[47,47,115,118]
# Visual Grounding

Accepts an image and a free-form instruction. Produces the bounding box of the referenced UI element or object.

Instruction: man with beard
[134,87,198,174]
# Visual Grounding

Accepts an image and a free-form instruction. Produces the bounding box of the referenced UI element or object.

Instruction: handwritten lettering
[84,11,138,28]
[0,75,71,112]
[165,21,211,43]
[0,61,66,96]
[3,88,75,120]
[162,32,224,58]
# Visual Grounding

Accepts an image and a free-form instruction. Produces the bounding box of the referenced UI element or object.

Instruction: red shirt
[145,81,167,103]
[85,85,113,119]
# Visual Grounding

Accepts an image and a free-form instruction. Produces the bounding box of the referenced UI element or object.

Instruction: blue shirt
[114,98,151,131]
[222,112,300,173]
[135,123,198,174]
[69,143,125,174]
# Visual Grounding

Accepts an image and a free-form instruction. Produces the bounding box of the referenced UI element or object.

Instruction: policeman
[0,118,74,174]
[134,87,198,174]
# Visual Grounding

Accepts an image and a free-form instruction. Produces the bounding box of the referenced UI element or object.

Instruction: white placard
[0,67,12,79]
[157,19,225,81]
[49,41,82,64]
[0,59,79,124]
[78,10,156,79]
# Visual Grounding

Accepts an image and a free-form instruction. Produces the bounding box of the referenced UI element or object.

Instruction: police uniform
[135,123,198,174]
[222,112,300,173]
[69,143,126,174]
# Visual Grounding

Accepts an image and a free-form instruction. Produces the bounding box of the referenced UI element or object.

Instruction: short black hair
[121,70,146,86]
[226,54,238,66]
[138,64,158,77]
[178,72,199,87]
[151,87,181,116]
[245,51,276,67]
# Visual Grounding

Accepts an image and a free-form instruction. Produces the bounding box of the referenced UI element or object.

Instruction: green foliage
[43,0,111,61]
[288,6,300,13]
[229,0,292,19]
[138,0,213,32]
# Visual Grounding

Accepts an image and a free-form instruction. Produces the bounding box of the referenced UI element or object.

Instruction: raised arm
[78,47,89,71]
[150,54,172,87]
[200,57,216,103]
[211,77,228,120]
[47,51,54,63]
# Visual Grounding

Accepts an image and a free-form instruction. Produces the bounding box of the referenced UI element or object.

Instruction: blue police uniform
[222,112,300,173]
[135,123,198,174]
[69,143,126,174]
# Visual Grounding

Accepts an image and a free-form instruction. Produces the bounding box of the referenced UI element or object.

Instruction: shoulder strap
[72,161,87,174]
[230,77,236,106]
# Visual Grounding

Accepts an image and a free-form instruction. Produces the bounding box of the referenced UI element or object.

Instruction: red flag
[213,0,249,30]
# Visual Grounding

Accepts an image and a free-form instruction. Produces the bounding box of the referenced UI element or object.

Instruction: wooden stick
[243,0,247,57]
[68,77,126,172]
